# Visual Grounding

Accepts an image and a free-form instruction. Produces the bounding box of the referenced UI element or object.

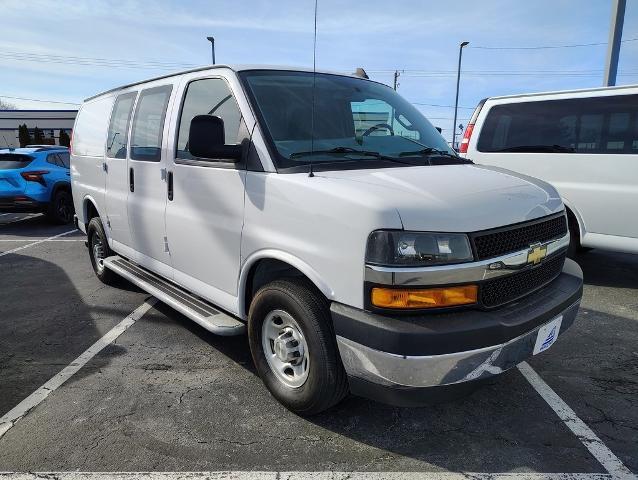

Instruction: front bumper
[332,258,583,404]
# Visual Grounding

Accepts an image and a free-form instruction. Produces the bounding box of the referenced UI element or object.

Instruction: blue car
[0,145,74,224]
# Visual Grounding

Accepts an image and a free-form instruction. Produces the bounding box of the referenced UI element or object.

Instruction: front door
[126,84,173,278]
[165,76,247,313]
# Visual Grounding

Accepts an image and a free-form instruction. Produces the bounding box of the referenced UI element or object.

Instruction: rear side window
[106,92,137,159]
[176,78,242,160]
[57,152,70,168]
[0,154,33,169]
[73,96,114,157]
[130,85,172,161]
[47,153,63,167]
[477,94,638,154]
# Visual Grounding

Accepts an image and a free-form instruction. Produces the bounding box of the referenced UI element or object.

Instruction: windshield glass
[240,70,455,170]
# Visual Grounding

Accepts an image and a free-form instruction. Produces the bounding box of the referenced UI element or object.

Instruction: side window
[607,112,630,151]
[478,94,638,154]
[578,114,603,152]
[176,78,242,160]
[106,92,137,159]
[46,153,60,166]
[130,85,172,162]
[58,152,70,168]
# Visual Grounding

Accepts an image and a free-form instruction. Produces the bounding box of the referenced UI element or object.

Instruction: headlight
[366,230,474,267]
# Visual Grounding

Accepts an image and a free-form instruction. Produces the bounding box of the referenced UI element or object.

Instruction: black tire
[47,189,74,224]
[248,279,348,415]
[87,217,118,285]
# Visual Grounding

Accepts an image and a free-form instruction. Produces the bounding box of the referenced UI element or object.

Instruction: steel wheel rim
[91,232,105,273]
[261,309,310,389]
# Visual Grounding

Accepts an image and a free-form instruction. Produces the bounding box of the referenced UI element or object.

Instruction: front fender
[237,249,335,319]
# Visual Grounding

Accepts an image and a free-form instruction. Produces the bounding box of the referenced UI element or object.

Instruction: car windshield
[240,70,457,170]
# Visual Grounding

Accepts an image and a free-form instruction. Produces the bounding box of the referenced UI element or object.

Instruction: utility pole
[452,41,469,150]
[393,70,400,90]
[603,0,625,86]
[206,36,216,65]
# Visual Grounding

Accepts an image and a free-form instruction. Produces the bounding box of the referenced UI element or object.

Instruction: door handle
[167,171,173,201]
[129,167,134,192]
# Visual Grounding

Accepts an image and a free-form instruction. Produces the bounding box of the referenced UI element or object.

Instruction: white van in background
[460,85,638,255]
[71,65,583,414]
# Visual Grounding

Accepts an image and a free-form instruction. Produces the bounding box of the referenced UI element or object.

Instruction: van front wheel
[87,217,118,285]
[248,279,348,415]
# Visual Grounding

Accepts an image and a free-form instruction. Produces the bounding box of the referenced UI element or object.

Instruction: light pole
[452,41,469,149]
[206,36,215,64]
[603,0,626,86]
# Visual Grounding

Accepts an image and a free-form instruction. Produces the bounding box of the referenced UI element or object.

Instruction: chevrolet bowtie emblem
[527,243,547,265]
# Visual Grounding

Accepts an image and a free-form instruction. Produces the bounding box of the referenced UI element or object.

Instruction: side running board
[103,256,245,336]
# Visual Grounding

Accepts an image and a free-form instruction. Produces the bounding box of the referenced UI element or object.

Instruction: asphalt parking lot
[0,212,636,478]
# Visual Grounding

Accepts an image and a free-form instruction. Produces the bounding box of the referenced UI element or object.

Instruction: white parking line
[0,238,84,242]
[0,299,157,440]
[0,229,77,258]
[518,362,634,479]
[0,473,621,480]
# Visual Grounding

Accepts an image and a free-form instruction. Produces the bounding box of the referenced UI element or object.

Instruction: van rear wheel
[87,217,118,285]
[248,279,348,415]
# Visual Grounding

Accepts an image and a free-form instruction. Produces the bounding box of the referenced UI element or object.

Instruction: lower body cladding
[332,258,583,406]
[0,196,46,213]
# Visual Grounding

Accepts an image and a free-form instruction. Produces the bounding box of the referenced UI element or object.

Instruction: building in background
[0,110,77,148]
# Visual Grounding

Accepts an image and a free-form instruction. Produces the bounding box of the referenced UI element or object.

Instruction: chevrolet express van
[459,85,638,255]
[71,66,583,414]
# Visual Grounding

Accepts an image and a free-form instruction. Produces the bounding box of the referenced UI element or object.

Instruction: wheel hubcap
[262,310,309,388]
[92,233,105,273]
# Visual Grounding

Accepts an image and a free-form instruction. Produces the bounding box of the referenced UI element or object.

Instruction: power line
[0,95,80,105]
[0,50,200,70]
[469,37,638,50]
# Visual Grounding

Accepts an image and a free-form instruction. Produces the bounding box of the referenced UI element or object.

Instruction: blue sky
[1,0,637,141]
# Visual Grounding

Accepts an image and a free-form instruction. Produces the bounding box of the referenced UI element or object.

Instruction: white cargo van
[71,65,583,414]
[460,84,638,255]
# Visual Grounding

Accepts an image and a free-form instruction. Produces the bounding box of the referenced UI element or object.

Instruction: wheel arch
[50,181,72,198]
[238,250,334,319]
[562,198,586,244]
[82,195,101,226]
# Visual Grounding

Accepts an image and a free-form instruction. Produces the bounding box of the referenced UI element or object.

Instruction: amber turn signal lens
[371,285,478,309]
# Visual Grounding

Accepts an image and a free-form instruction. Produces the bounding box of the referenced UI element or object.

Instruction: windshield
[240,70,456,170]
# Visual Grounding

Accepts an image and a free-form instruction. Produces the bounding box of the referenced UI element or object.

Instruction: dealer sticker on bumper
[533,316,563,355]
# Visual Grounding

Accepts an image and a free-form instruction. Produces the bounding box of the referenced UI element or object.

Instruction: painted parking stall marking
[518,362,634,479]
[0,229,76,258]
[0,299,157,440]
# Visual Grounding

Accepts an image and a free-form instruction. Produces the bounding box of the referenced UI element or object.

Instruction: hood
[315,164,563,232]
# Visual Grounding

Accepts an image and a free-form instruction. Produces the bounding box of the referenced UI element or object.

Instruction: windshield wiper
[289,147,416,166]
[398,147,473,163]
[492,144,575,153]
[290,146,380,159]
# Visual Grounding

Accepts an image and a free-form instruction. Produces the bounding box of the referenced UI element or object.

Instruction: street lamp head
[206,36,214,42]
[460,41,470,47]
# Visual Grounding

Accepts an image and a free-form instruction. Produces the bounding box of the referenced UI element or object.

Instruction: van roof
[84,64,374,102]
[486,83,638,102]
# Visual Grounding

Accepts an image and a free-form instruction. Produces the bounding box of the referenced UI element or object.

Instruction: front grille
[472,214,567,260]
[481,254,565,308]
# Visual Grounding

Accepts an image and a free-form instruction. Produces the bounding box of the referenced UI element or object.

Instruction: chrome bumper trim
[336,300,580,388]
[365,233,569,286]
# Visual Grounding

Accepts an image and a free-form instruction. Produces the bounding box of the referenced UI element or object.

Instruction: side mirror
[188,115,242,162]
